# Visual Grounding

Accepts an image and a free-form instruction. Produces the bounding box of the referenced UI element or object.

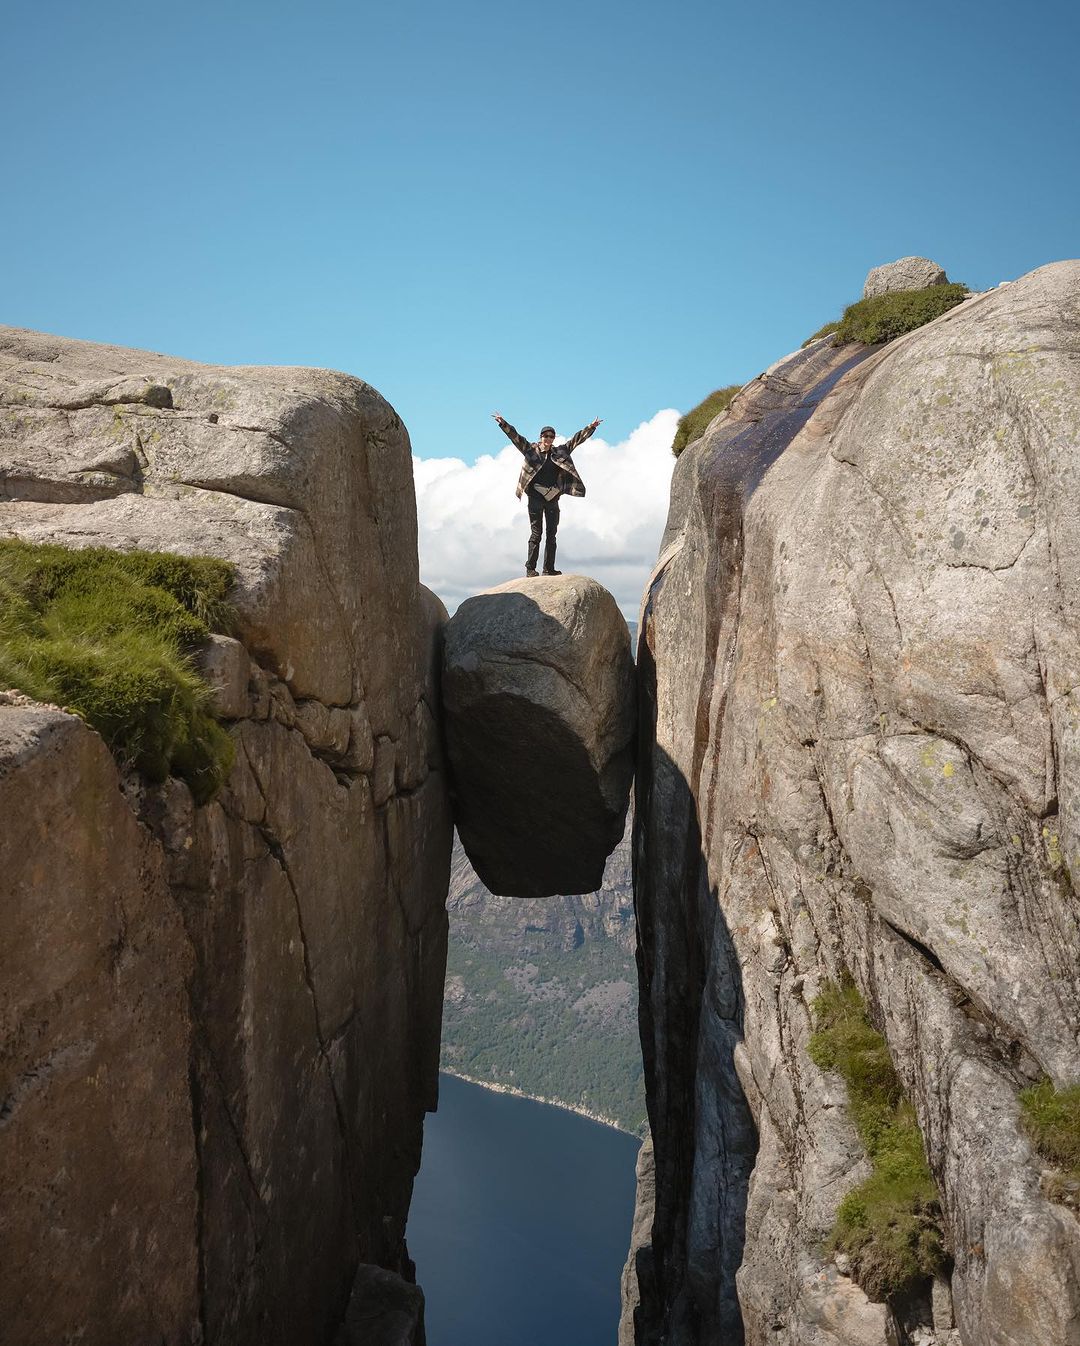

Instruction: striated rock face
[442,574,635,898]
[0,328,452,1346]
[862,255,949,299]
[627,262,1080,1345]
[0,707,200,1342]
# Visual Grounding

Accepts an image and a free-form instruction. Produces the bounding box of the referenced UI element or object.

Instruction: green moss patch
[809,978,946,1300]
[672,384,741,458]
[0,539,236,803]
[805,283,968,349]
[1020,1080,1080,1178]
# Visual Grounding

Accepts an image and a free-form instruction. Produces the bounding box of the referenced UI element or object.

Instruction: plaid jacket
[496,418,595,499]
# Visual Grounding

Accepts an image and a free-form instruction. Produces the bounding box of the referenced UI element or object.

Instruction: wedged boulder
[443,574,635,898]
[334,1264,425,1346]
[0,706,198,1344]
[630,261,1080,1346]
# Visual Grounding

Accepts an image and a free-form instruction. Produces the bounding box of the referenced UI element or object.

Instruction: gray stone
[862,255,948,299]
[0,328,454,1345]
[932,1275,955,1332]
[443,574,635,898]
[198,633,251,719]
[630,261,1080,1345]
[0,707,200,1343]
[345,702,375,773]
[335,1263,425,1346]
[373,734,397,806]
[294,697,334,750]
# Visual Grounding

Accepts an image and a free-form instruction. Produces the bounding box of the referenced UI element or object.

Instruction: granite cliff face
[0,329,452,1346]
[625,262,1080,1346]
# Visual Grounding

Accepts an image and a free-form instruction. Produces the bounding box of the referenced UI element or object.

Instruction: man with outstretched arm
[492,412,602,577]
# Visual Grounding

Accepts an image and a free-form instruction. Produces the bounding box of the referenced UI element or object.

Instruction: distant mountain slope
[440,817,646,1134]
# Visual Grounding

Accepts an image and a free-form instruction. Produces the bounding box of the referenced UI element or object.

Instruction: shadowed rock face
[0,328,452,1346]
[626,262,1080,1346]
[443,575,635,898]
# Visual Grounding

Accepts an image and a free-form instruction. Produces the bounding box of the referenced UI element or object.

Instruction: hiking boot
[542,568,562,576]
[525,567,539,577]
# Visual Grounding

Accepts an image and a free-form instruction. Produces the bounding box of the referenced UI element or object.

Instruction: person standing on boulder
[492,412,602,577]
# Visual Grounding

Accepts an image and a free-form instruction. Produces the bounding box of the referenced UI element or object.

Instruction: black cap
[540,426,556,437]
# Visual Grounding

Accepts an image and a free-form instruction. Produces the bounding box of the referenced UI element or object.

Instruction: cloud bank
[413,410,680,618]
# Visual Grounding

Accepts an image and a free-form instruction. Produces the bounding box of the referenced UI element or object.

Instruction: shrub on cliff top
[804,283,969,349]
[671,384,741,458]
[0,540,236,803]
[809,978,946,1301]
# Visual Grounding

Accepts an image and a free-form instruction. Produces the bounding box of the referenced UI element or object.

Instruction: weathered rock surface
[0,708,199,1343]
[441,814,646,1133]
[627,262,1080,1345]
[862,255,948,299]
[0,329,453,1345]
[442,574,635,897]
[334,1264,426,1346]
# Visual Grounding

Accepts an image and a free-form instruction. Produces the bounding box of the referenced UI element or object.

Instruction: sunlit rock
[443,574,635,898]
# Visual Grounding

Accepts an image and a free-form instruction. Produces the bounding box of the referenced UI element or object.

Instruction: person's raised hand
[492,412,504,423]
[591,417,603,429]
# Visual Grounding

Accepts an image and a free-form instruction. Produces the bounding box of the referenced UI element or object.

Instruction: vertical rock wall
[0,329,453,1346]
[627,263,1080,1345]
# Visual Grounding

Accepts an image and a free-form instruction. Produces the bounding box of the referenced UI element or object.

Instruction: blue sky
[3,0,1078,468]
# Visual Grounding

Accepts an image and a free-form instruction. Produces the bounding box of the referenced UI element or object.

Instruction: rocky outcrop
[862,255,949,299]
[442,574,635,898]
[0,328,452,1345]
[628,262,1080,1345]
[0,706,200,1342]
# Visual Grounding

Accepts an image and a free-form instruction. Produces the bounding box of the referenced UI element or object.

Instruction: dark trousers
[526,490,560,572]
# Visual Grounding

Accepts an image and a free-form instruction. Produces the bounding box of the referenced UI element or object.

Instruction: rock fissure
[0,330,454,1345]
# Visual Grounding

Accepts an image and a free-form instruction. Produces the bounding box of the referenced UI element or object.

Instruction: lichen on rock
[0,326,453,1346]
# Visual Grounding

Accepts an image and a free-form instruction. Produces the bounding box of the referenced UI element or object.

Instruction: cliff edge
[626,262,1080,1346]
[0,328,452,1346]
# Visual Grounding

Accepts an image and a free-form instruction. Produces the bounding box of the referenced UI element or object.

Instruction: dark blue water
[408,1073,641,1346]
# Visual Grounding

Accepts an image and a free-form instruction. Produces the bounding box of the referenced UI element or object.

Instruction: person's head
[539,426,556,451]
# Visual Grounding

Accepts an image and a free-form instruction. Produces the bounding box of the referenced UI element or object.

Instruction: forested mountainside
[441,820,646,1134]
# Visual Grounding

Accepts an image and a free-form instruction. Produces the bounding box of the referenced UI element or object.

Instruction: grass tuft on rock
[0,539,236,803]
[672,385,741,457]
[1019,1080,1080,1177]
[805,283,969,349]
[809,978,946,1301]
[802,320,840,348]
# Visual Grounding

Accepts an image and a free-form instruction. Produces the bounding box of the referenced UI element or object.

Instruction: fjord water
[408,1073,641,1345]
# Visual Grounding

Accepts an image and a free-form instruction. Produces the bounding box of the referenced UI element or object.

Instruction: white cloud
[413,410,680,619]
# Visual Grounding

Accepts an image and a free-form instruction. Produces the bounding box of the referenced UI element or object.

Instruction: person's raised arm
[562,417,603,452]
[491,412,531,455]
